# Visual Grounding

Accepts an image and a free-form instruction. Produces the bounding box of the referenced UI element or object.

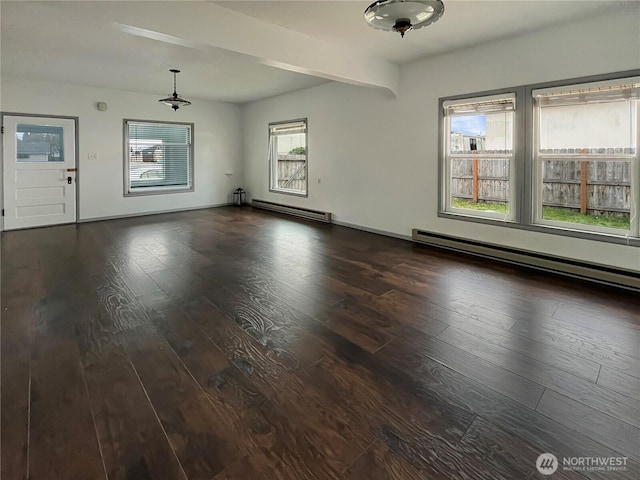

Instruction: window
[442,94,516,220]
[533,79,639,236]
[439,72,640,246]
[16,124,64,162]
[124,120,193,196]
[269,119,307,196]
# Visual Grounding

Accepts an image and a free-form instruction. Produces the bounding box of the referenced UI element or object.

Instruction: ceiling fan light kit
[158,69,192,111]
[364,0,445,38]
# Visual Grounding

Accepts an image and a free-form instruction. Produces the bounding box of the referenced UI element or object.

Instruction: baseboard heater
[412,229,640,291]
[252,199,332,223]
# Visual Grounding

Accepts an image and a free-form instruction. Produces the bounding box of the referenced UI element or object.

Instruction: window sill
[438,210,640,247]
[125,186,193,197]
[269,188,308,198]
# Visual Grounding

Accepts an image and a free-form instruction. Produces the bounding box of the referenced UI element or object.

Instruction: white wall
[1,78,243,221]
[242,6,640,272]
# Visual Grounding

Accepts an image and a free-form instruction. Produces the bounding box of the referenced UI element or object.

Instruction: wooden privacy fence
[451,158,510,203]
[277,154,306,191]
[541,159,630,214]
[452,158,631,215]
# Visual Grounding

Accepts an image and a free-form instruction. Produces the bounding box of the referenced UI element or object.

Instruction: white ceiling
[216,0,624,65]
[1,1,631,103]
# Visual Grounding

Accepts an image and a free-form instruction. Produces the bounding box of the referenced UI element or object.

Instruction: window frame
[268,118,308,197]
[438,70,640,247]
[123,119,194,197]
[16,124,65,163]
[530,78,639,238]
[441,90,522,222]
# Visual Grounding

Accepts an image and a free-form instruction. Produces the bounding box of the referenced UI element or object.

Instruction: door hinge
[1,126,4,134]
[1,209,4,216]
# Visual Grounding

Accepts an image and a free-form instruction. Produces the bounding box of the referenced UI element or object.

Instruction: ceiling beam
[107,1,399,96]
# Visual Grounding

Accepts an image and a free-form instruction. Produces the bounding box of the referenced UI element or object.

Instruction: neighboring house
[452,103,629,154]
[130,145,163,162]
[450,132,486,152]
[16,141,51,161]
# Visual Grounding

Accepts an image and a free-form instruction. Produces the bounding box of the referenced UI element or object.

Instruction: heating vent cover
[252,199,331,223]
[412,229,639,291]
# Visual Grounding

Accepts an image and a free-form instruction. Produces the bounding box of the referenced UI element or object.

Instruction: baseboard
[332,219,412,241]
[78,202,232,223]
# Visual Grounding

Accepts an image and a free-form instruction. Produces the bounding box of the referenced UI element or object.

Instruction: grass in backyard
[452,199,630,230]
[541,207,630,230]
[452,199,509,214]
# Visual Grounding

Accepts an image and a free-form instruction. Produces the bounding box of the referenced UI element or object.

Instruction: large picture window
[124,120,193,196]
[269,119,308,196]
[439,72,640,245]
[443,94,515,220]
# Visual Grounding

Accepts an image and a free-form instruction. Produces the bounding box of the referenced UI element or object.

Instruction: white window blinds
[126,121,193,192]
[444,94,516,115]
[533,77,640,107]
[269,121,307,136]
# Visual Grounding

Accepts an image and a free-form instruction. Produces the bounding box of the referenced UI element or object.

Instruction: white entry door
[2,115,77,230]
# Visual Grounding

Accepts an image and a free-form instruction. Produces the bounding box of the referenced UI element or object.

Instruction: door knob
[67,176,72,184]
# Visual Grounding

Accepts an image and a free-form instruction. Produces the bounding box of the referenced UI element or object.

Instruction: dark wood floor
[1,207,639,480]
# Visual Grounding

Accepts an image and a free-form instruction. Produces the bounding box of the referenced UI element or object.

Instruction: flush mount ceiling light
[158,69,192,111]
[364,0,445,38]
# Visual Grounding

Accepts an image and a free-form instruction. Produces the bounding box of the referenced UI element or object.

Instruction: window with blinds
[442,93,516,220]
[124,120,193,195]
[533,78,639,234]
[269,119,308,196]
